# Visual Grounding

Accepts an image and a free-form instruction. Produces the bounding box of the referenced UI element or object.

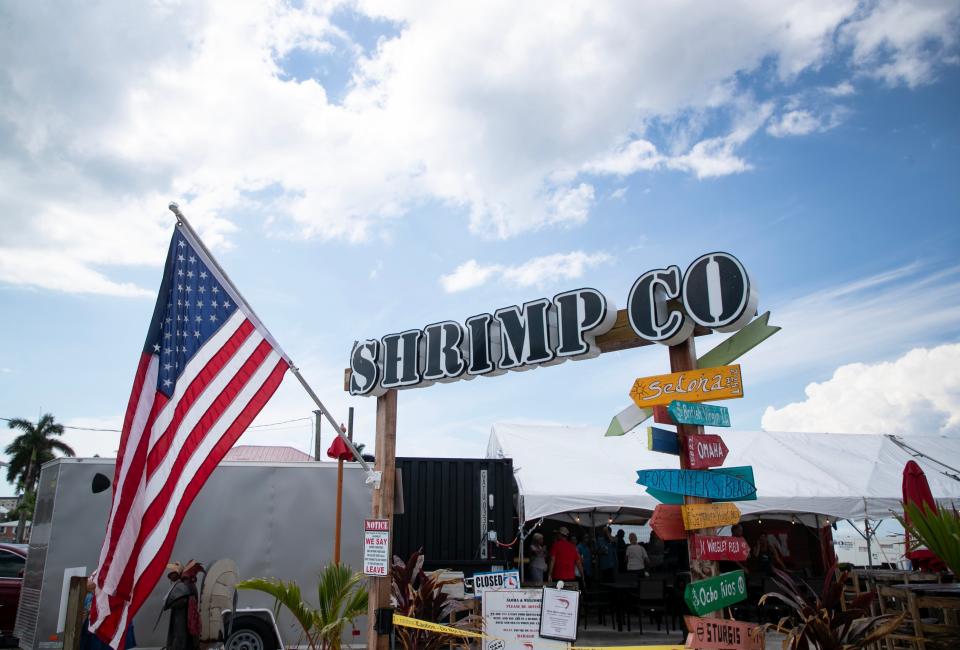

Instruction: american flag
[90,225,289,649]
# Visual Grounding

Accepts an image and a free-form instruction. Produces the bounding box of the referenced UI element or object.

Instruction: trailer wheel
[225,617,274,650]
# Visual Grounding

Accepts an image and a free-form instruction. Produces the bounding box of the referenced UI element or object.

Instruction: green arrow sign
[684,570,748,616]
[606,312,780,436]
[667,400,731,427]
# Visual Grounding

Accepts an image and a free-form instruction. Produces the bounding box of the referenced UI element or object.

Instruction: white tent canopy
[486,423,960,524]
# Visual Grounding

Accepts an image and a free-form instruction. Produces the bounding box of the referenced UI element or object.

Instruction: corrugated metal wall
[392,457,516,576]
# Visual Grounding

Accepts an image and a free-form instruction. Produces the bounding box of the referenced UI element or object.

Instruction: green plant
[5,414,75,492]
[758,562,905,649]
[896,501,960,576]
[391,551,477,650]
[238,563,367,650]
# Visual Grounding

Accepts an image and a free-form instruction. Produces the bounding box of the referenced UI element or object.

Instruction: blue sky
[1,2,959,488]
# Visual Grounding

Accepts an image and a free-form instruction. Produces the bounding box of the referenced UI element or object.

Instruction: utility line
[1,415,314,434]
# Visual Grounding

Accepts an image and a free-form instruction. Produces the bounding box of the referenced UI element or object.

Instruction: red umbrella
[326,434,354,461]
[902,460,939,569]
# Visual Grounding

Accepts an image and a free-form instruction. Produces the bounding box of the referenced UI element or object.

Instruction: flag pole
[167,202,372,473]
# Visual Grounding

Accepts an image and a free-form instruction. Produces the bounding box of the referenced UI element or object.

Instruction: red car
[0,543,27,642]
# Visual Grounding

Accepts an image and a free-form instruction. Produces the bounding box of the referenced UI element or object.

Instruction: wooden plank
[636,468,755,500]
[629,364,743,409]
[667,400,731,427]
[690,535,750,562]
[685,433,729,470]
[647,426,679,455]
[682,503,741,530]
[645,466,756,505]
[684,615,763,650]
[649,504,686,541]
[652,405,672,424]
[684,571,748,616]
[62,575,88,650]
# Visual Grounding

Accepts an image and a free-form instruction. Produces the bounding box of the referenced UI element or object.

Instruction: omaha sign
[349,252,757,395]
[684,570,748,616]
[685,433,729,470]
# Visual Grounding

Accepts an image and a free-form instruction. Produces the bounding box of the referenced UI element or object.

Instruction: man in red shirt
[547,526,583,585]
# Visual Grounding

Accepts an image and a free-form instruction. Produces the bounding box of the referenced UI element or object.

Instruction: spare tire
[225,616,274,650]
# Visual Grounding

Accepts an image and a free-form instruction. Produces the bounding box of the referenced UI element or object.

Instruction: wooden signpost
[686,433,729,469]
[691,535,750,562]
[682,502,741,530]
[649,504,686,541]
[647,426,680,455]
[629,364,743,409]
[684,570,748,616]
[684,615,763,650]
[636,468,756,500]
[667,400,731,427]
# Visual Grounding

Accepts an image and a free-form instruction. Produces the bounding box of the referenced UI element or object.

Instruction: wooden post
[367,390,397,650]
[668,337,721,612]
[62,576,87,650]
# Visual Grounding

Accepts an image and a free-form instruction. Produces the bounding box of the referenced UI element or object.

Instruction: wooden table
[881,582,960,649]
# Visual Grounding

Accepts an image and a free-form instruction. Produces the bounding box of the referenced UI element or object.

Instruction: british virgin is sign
[348,252,758,396]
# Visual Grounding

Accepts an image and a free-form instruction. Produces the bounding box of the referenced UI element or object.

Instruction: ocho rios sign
[349,252,758,396]
[684,570,748,616]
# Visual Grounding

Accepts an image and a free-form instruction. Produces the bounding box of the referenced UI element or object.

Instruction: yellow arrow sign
[682,502,741,530]
[629,364,743,409]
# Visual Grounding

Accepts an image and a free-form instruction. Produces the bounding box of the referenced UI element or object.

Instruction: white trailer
[15,458,371,650]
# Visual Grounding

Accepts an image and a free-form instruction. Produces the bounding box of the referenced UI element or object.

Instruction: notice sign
[472,569,520,599]
[483,589,557,650]
[539,586,579,643]
[363,519,390,576]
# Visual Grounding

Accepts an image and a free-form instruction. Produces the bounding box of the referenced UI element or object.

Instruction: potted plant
[238,562,367,650]
[896,502,960,575]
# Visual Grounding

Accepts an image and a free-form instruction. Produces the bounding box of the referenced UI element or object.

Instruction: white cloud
[767,110,823,137]
[2,1,959,293]
[440,251,612,293]
[824,80,856,96]
[609,187,628,201]
[762,343,960,435]
[842,0,960,87]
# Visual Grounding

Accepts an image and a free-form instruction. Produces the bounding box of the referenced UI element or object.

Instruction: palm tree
[5,413,75,493]
[238,563,367,650]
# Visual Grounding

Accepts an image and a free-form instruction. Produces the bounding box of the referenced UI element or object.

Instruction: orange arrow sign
[681,502,741,530]
[685,433,729,469]
[629,364,743,409]
[649,505,686,541]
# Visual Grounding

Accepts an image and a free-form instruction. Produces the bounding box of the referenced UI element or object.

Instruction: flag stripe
[110,337,272,602]
[98,354,286,647]
[116,353,152,478]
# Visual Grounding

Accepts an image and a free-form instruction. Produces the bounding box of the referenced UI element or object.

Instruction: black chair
[580,588,610,629]
[633,578,668,633]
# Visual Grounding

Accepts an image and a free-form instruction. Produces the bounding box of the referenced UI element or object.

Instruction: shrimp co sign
[348,252,758,396]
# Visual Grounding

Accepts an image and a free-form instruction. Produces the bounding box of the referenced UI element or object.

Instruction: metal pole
[167,202,371,472]
[313,410,322,461]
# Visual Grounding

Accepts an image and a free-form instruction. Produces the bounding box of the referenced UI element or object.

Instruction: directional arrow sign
[649,505,686,541]
[684,615,763,650]
[681,502,741,530]
[647,426,679,455]
[646,466,756,505]
[667,400,731,427]
[691,535,750,562]
[686,433,729,469]
[606,311,779,436]
[629,364,743,410]
[684,570,748,616]
[636,468,755,500]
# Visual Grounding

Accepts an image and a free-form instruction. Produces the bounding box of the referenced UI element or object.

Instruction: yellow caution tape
[392,613,683,649]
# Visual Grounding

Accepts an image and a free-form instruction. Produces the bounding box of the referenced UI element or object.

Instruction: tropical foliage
[5,414,75,492]
[391,551,478,650]
[897,501,960,576]
[758,562,904,649]
[238,563,367,650]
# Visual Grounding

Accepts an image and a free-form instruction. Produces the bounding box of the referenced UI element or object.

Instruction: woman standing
[528,533,548,586]
[625,532,650,581]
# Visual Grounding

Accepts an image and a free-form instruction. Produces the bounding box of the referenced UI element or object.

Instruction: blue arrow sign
[637,468,756,501]
[667,400,731,427]
[647,426,679,455]
[646,466,757,504]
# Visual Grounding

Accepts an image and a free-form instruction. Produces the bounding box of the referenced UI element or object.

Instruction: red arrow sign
[649,505,686,541]
[685,433,729,469]
[652,405,672,424]
[690,535,750,562]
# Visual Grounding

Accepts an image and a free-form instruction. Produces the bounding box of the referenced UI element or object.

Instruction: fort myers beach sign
[349,252,758,395]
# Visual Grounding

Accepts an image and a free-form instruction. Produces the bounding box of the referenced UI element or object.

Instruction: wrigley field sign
[349,252,758,395]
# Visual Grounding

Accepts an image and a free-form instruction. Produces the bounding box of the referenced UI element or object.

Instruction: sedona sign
[349,252,757,396]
